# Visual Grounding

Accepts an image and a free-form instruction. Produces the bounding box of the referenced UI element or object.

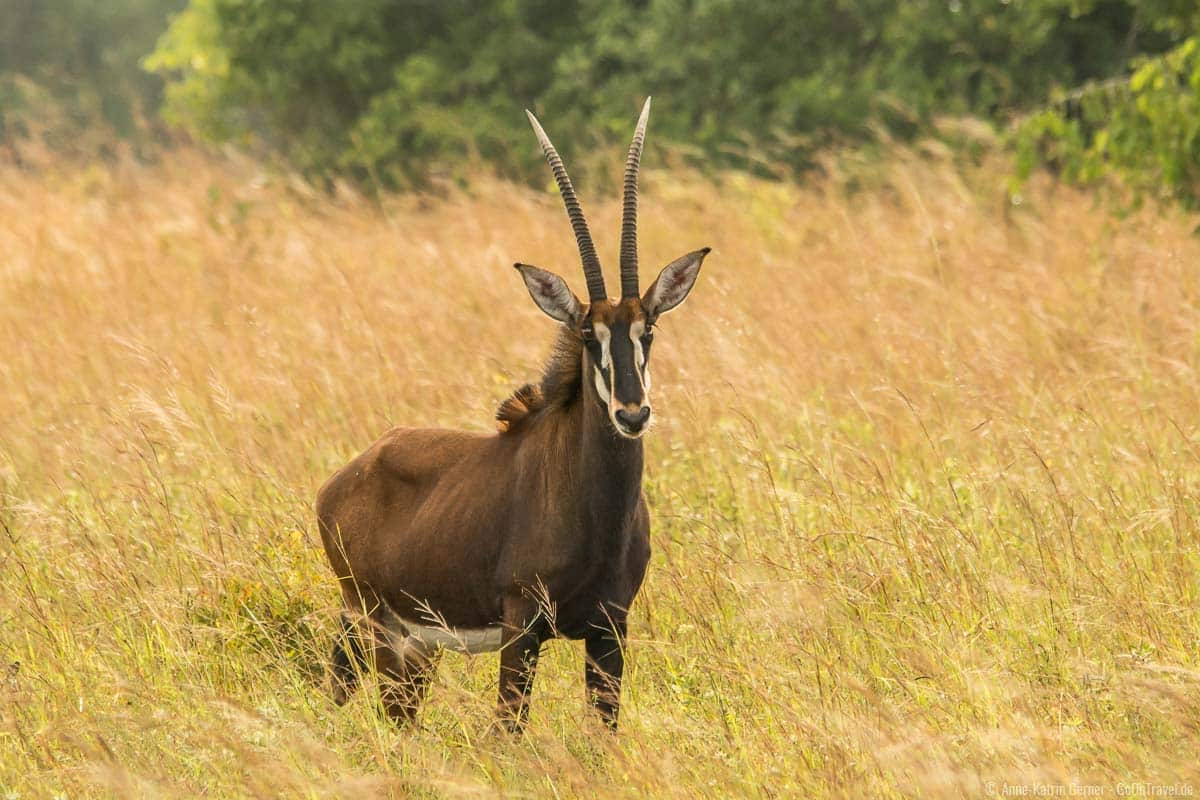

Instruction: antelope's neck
[577,390,645,531]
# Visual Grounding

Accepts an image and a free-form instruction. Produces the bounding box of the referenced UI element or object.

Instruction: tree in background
[145,0,1192,188]
[0,0,185,151]
[1017,1,1200,209]
[2,0,1198,206]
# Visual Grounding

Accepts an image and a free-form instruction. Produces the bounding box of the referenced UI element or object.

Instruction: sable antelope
[316,98,709,732]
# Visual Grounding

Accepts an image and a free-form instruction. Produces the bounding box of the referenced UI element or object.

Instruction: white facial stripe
[593,367,611,403]
[594,322,612,369]
[592,321,616,407]
[629,319,651,398]
[630,320,645,368]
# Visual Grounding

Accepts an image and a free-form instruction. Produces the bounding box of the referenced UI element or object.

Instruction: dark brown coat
[315,99,708,732]
[317,323,651,729]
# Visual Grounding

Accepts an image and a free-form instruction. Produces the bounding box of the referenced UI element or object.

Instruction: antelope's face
[583,299,654,437]
[514,98,709,437]
[517,248,709,439]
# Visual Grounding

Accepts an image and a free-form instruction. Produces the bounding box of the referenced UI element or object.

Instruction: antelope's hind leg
[333,611,441,724]
[330,612,368,705]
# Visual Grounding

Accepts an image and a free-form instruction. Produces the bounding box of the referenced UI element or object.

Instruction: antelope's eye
[580,323,595,341]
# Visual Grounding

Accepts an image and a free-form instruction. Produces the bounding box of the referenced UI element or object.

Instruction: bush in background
[0,0,185,152]
[144,0,1192,187]
[3,0,1199,204]
[1016,2,1200,209]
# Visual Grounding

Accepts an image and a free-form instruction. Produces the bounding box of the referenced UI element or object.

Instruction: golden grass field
[2,149,1200,798]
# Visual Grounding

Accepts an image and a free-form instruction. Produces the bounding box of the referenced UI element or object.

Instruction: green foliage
[1017,31,1200,208]
[1014,1,1200,207]
[4,0,1198,201]
[0,0,185,145]
[147,0,1190,187]
[142,0,234,142]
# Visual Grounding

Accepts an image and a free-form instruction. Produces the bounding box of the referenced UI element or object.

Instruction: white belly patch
[403,620,505,654]
[383,610,505,655]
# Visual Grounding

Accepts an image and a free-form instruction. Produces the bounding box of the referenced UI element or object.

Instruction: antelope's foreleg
[496,595,544,734]
[585,617,627,731]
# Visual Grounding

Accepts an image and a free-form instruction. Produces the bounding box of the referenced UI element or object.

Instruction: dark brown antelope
[316,98,709,732]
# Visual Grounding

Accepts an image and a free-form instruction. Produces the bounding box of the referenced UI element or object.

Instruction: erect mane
[495,327,582,433]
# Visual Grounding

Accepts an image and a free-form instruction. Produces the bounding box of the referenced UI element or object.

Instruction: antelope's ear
[514,263,582,324]
[642,247,710,320]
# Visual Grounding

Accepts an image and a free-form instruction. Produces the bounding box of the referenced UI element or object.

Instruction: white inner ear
[522,268,578,323]
[647,252,703,317]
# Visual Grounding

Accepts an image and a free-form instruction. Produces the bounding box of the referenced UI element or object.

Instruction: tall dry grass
[2,149,1199,798]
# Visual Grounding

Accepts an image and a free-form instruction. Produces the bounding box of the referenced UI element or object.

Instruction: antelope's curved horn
[525,110,607,303]
[620,97,651,298]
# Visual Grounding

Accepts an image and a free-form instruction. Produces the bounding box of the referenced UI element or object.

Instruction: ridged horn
[525,109,608,303]
[620,97,651,298]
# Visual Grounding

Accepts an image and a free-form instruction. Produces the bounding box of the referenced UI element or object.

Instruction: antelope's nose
[615,406,651,432]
